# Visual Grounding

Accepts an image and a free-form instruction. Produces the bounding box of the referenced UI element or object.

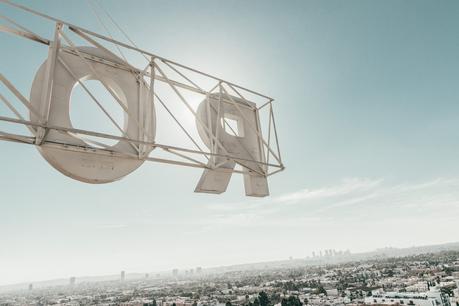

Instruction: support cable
[86,0,128,64]
[95,0,150,63]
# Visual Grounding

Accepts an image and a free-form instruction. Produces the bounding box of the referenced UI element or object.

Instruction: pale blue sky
[1,0,459,286]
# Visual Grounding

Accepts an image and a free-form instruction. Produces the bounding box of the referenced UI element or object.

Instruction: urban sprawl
[1,250,459,306]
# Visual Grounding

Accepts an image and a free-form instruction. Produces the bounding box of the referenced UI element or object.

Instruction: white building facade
[364,289,451,306]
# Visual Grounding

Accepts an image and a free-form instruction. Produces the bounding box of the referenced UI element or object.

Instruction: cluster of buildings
[0,251,458,306]
[311,250,351,258]
[366,290,450,306]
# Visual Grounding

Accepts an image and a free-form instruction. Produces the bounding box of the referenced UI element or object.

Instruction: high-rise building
[196,267,202,274]
[172,269,178,277]
[121,270,125,282]
[69,277,76,286]
[28,283,33,291]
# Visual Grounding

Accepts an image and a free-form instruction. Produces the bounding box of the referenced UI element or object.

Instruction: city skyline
[1,0,459,287]
[1,247,458,305]
[1,239,458,289]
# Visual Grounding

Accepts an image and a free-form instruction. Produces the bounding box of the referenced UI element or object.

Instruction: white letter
[195,93,269,197]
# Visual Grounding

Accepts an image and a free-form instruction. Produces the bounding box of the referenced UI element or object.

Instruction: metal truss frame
[0,0,284,178]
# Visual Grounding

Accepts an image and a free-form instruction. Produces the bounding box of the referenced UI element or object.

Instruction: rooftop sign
[0,0,284,196]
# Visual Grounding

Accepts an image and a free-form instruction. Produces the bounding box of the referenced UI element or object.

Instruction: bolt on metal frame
[0,0,284,178]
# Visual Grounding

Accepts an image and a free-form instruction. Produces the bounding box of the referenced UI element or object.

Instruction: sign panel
[0,1,284,196]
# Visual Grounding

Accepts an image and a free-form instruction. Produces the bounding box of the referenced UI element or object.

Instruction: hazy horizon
[1,0,459,287]
[2,239,459,288]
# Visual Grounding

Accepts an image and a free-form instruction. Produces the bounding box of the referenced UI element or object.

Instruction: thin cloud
[274,177,383,204]
[206,177,459,228]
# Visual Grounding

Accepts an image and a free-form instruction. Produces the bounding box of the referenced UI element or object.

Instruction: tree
[152,300,157,306]
[441,287,454,297]
[270,293,281,305]
[317,286,327,296]
[253,298,260,306]
[444,267,454,276]
[281,296,302,306]
[226,302,232,306]
[259,291,270,306]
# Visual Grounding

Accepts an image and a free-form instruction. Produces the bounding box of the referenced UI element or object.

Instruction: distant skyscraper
[28,283,33,291]
[172,269,178,277]
[312,251,316,257]
[121,270,125,282]
[69,276,76,286]
[145,273,149,279]
[196,267,202,274]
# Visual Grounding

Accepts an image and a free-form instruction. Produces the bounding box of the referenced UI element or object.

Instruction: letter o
[30,46,155,183]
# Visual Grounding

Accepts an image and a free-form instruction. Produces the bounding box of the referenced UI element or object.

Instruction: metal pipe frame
[0,0,285,177]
